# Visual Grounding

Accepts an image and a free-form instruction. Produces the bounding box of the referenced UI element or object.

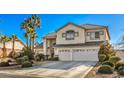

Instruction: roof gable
[56,23,86,32]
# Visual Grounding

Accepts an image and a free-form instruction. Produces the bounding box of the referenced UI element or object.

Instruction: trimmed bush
[115,61,124,71]
[102,61,114,67]
[118,69,124,76]
[99,54,106,62]
[21,61,32,68]
[48,57,59,61]
[117,66,124,76]
[16,57,25,64]
[16,56,29,64]
[23,56,29,61]
[0,62,9,67]
[98,65,113,74]
[34,54,44,61]
[109,56,121,64]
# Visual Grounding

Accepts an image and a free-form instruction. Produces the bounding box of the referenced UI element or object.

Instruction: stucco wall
[0,41,24,49]
[56,24,85,44]
[0,41,24,57]
[85,29,106,42]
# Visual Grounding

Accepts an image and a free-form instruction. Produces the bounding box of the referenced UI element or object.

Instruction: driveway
[0,61,97,78]
[32,61,96,70]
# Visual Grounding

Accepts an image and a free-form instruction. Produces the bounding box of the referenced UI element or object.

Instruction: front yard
[85,62,119,78]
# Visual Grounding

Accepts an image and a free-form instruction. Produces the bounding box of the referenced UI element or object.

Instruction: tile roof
[80,24,107,29]
[44,32,56,38]
[34,42,43,49]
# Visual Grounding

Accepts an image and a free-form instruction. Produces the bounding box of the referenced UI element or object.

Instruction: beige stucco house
[0,38,25,57]
[34,42,44,54]
[43,23,110,61]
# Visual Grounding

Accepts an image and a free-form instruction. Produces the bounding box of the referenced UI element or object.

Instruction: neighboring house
[43,23,110,61]
[34,42,44,54]
[0,38,25,57]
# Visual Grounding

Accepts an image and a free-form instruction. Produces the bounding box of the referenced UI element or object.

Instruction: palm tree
[20,15,41,54]
[29,14,41,51]
[0,35,11,58]
[10,34,18,56]
[31,32,38,52]
[21,19,30,49]
[24,33,29,49]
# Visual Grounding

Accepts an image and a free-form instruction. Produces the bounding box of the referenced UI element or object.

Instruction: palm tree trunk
[32,37,34,52]
[3,42,7,58]
[26,36,29,49]
[30,35,32,50]
[12,39,15,54]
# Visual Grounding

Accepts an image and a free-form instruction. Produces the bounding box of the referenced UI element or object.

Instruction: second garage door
[72,49,98,61]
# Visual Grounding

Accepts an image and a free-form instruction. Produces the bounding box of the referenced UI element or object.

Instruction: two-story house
[43,23,110,61]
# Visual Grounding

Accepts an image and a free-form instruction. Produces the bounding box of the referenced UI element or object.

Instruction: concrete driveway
[33,61,96,70]
[0,61,97,78]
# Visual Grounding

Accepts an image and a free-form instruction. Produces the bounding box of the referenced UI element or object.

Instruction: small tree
[0,35,11,58]
[98,42,116,61]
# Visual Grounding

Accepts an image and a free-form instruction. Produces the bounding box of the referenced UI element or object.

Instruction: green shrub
[109,56,121,64]
[48,57,59,61]
[102,61,114,67]
[21,61,32,68]
[16,56,29,64]
[0,62,9,67]
[117,66,124,76]
[23,56,29,61]
[118,69,124,76]
[98,42,116,61]
[115,61,124,71]
[16,57,24,64]
[99,54,106,62]
[98,65,113,74]
[34,54,44,61]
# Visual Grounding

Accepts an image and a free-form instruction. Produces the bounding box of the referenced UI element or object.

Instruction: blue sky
[0,14,124,44]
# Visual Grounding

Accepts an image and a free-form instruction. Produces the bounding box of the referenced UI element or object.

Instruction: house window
[90,32,95,40]
[90,32,100,40]
[66,30,75,40]
[95,32,100,38]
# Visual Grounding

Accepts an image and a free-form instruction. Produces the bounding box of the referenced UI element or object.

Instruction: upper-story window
[88,31,104,40]
[66,31,75,40]
[62,30,79,40]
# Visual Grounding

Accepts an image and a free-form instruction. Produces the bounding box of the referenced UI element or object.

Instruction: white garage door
[59,49,72,61]
[58,48,99,61]
[72,49,98,61]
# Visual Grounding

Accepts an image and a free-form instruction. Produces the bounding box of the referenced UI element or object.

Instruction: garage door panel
[59,50,72,61]
[72,49,98,61]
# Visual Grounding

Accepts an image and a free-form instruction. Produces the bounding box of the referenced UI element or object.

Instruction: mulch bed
[85,62,120,78]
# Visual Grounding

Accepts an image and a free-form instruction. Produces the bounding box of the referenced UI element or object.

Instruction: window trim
[74,32,79,37]
[100,31,104,35]
[62,33,66,38]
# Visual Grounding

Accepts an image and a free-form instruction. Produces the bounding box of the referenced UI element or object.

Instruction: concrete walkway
[0,61,97,78]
